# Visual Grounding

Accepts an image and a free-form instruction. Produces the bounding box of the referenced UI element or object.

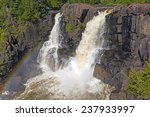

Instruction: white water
[16,11,113,100]
[37,13,63,72]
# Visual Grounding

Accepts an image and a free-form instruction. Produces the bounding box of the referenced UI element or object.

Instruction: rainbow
[0,49,36,98]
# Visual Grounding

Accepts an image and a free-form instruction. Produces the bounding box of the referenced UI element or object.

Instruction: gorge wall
[0,10,58,82]
[99,4,150,99]
[0,3,150,99]
[60,3,150,99]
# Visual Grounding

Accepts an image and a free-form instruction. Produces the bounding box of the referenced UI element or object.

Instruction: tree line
[0,0,60,48]
[67,0,150,4]
[0,0,149,49]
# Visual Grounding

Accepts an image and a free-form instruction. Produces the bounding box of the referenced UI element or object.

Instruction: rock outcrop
[0,10,58,82]
[60,3,112,52]
[61,3,150,99]
[95,4,150,99]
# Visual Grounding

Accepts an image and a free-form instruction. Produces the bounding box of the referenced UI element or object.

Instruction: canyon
[0,3,150,99]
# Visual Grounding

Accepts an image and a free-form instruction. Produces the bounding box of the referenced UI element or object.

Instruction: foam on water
[16,11,113,100]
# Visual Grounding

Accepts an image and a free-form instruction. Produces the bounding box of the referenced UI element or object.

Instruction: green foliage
[0,29,5,42]
[67,0,150,5]
[115,0,145,4]
[8,0,55,22]
[0,29,6,51]
[50,0,59,8]
[0,0,61,50]
[145,0,150,3]
[127,59,150,99]
[67,0,100,4]
[0,0,149,52]
[66,23,73,32]
[77,23,86,31]
[99,0,116,6]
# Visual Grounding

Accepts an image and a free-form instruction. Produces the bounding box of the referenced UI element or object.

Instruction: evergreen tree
[128,59,150,99]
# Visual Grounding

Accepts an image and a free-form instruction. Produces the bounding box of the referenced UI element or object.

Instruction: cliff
[60,3,150,99]
[103,4,150,99]
[0,3,150,99]
[60,3,112,51]
[0,10,58,82]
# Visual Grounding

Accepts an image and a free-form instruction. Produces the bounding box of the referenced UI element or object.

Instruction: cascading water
[16,11,113,100]
[37,13,63,72]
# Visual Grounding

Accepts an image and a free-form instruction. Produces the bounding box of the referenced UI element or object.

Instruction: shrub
[77,23,86,31]
[0,29,6,51]
[50,0,59,8]
[67,0,149,5]
[66,23,73,32]
[127,59,150,99]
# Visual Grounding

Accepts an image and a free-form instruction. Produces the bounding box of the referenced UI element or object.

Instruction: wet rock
[48,47,56,54]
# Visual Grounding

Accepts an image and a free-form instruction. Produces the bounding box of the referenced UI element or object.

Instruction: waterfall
[56,11,109,97]
[76,11,105,68]
[16,11,113,100]
[37,13,62,72]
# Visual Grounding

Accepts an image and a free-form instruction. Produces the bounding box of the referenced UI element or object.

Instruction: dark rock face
[1,3,149,100]
[61,3,112,52]
[0,10,58,81]
[61,3,150,99]
[94,4,150,99]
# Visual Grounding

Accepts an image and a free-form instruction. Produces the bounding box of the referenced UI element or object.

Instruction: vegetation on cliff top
[0,0,61,50]
[128,59,150,99]
[67,0,150,5]
[0,0,150,50]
